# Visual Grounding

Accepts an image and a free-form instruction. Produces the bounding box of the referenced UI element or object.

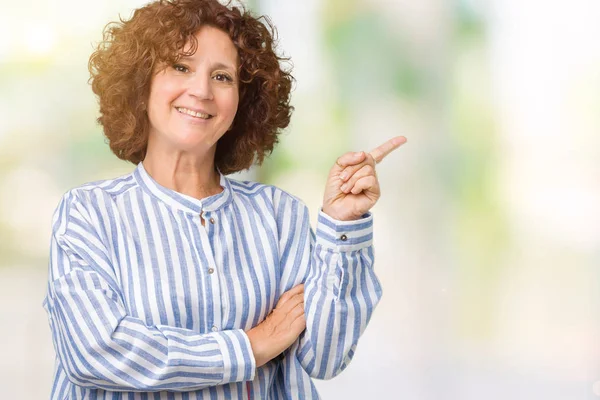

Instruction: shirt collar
[133,161,233,214]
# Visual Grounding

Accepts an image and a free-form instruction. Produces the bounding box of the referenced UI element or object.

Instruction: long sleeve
[274,191,383,380]
[44,191,256,392]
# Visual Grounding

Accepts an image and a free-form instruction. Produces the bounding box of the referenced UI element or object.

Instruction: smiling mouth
[176,107,213,120]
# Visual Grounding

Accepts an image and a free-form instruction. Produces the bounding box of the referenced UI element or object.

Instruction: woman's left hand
[322,136,407,221]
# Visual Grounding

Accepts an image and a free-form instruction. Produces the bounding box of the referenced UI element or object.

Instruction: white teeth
[176,107,211,119]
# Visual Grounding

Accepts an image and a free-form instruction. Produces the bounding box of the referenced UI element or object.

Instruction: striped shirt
[43,161,382,399]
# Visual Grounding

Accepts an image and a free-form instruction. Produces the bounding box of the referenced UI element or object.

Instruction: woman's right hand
[246,284,306,368]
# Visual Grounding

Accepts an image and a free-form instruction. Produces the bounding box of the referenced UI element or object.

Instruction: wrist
[320,206,362,221]
[246,327,270,368]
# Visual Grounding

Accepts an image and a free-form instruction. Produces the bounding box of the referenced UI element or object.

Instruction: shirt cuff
[213,329,256,384]
[315,210,373,252]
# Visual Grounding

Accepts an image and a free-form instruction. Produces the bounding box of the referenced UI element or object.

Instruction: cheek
[148,87,178,122]
[225,95,239,120]
[149,75,179,105]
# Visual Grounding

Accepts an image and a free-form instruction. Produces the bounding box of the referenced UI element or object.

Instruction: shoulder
[225,177,311,230]
[52,171,137,234]
[67,171,137,202]
[226,177,307,210]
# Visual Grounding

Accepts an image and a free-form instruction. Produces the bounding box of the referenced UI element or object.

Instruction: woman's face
[146,25,239,155]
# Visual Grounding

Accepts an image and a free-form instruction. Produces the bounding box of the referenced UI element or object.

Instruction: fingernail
[355,152,363,157]
[339,172,348,180]
[340,184,347,192]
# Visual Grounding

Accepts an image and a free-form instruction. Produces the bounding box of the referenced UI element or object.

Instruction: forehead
[180,25,238,65]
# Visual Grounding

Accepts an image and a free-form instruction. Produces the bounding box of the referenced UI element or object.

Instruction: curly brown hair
[88,0,294,174]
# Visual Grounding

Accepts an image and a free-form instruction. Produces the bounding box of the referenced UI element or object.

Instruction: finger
[277,284,304,308]
[349,175,378,195]
[334,151,367,171]
[338,154,376,182]
[369,136,406,164]
[340,164,375,194]
[280,294,303,316]
[279,293,304,313]
[289,301,304,320]
[290,314,306,335]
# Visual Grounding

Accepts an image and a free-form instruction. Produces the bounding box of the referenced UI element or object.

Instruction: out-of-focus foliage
[1,0,599,398]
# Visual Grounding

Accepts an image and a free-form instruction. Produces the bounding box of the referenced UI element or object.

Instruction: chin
[174,137,219,153]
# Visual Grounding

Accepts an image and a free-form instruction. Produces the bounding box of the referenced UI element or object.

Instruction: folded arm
[44,192,255,392]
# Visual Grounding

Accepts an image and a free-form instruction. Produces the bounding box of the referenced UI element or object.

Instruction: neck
[142,144,223,201]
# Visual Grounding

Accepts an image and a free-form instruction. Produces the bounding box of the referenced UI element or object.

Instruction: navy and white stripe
[43,161,382,399]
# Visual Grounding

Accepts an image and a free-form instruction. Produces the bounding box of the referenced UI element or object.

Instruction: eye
[213,73,233,82]
[173,64,189,73]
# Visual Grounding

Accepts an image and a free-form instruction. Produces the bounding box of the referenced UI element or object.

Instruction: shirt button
[208,268,215,274]
[340,234,348,241]
[209,217,215,224]
[211,325,218,332]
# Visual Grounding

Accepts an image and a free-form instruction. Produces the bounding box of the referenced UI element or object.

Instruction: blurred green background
[1,0,599,398]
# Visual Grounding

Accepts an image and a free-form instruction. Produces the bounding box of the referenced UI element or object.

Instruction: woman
[43,0,406,398]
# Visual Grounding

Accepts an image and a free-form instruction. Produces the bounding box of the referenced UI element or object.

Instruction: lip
[177,111,213,125]
[175,106,214,124]
[175,105,213,116]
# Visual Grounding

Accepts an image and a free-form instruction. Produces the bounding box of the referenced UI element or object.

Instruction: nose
[187,72,214,100]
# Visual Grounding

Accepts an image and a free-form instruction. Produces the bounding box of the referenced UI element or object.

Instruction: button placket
[201,211,209,228]
[203,213,217,276]
[195,209,222,338]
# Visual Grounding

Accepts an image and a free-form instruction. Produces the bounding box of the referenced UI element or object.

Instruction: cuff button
[340,234,348,241]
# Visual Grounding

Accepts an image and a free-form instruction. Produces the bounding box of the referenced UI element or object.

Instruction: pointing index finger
[369,136,407,164]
